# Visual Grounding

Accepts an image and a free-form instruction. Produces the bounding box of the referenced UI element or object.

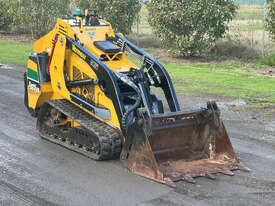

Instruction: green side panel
[27,68,39,82]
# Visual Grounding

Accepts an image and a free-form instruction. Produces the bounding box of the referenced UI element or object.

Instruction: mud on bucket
[121,101,249,187]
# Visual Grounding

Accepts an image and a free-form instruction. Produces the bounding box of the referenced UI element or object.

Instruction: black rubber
[37,99,122,160]
[94,41,121,53]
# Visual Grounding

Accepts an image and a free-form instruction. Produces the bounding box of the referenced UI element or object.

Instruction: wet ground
[0,65,274,206]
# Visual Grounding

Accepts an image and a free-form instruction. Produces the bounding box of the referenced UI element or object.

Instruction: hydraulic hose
[113,71,141,132]
[121,89,141,132]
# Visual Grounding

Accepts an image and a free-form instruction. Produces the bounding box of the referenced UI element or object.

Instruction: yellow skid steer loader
[24,11,249,186]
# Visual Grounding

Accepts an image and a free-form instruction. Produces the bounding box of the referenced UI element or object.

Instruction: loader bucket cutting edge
[121,102,249,187]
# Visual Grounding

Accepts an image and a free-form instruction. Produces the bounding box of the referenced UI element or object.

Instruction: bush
[266,0,275,42]
[259,54,275,66]
[0,1,12,31]
[7,0,70,38]
[147,0,238,56]
[74,0,141,35]
[27,0,70,38]
[73,0,91,9]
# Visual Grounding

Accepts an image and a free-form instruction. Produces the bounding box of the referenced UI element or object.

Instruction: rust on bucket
[121,102,250,187]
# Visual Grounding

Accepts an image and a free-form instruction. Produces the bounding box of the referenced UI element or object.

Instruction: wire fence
[234,0,266,5]
[229,0,270,56]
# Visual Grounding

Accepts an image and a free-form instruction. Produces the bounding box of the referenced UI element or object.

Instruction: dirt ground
[0,34,34,43]
[0,64,274,206]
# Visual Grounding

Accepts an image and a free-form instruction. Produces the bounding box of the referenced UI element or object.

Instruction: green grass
[164,61,275,104]
[259,54,275,66]
[129,55,275,104]
[232,21,263,31]
[0,40,33,65]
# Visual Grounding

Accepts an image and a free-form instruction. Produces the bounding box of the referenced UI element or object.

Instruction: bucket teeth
[164,177,176,187]
[219,168,235,176]
[238,163,251,172]
[205,172,216,180]
[182,175,196,183]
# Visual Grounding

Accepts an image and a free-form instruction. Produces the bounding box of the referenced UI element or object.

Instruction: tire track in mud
[0,180,61,206]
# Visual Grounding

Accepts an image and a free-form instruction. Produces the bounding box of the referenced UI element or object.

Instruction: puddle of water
[218,99,246,109]
[0,64,12,70]
[265,121,275,133]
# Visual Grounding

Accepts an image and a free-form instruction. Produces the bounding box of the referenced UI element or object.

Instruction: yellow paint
[72,44,86,60]
[27,59,38,72]
[76,17,83,33]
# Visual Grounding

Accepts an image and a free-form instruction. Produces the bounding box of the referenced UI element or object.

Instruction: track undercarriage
[37,99,122,160]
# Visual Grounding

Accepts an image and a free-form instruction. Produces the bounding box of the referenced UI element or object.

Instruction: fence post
[262,1,267,56]
[137,14,140,47]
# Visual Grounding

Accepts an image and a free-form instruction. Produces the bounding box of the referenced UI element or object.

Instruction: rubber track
[39,99,122,160]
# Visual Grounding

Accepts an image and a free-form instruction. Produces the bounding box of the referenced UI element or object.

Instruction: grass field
[0,40,33,64]
[129,55,275,105]
[166,62,275,104]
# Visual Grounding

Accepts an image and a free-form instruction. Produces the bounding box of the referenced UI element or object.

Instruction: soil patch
[247,67,275,78]
[0,33,34,43]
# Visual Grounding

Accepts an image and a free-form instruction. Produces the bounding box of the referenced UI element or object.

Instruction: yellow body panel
[70,23,137,72]
[27,83,54,109]
[48,36,70,99]
[28,60,38,72]
[27,57,64,109]
[33,19,75,53]
[64,50,120,127]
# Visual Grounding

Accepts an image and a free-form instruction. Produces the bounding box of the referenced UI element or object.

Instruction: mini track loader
[24,11,249,186]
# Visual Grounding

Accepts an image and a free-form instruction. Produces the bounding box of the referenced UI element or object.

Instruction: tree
[6,0,70,38]
[0,1,12,31]
[74,0,141,35]
[266,0,275,42]
[147,0,238,56]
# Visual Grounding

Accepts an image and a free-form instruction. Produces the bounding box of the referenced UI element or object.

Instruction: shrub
[259,54,275,66]
[74,0,141,35]
[0,1,12,31]
[266,0,275,42]
[7,0,70,38]
[27,0,70,38]
[73,0,91,9]
[147,0,238,56]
